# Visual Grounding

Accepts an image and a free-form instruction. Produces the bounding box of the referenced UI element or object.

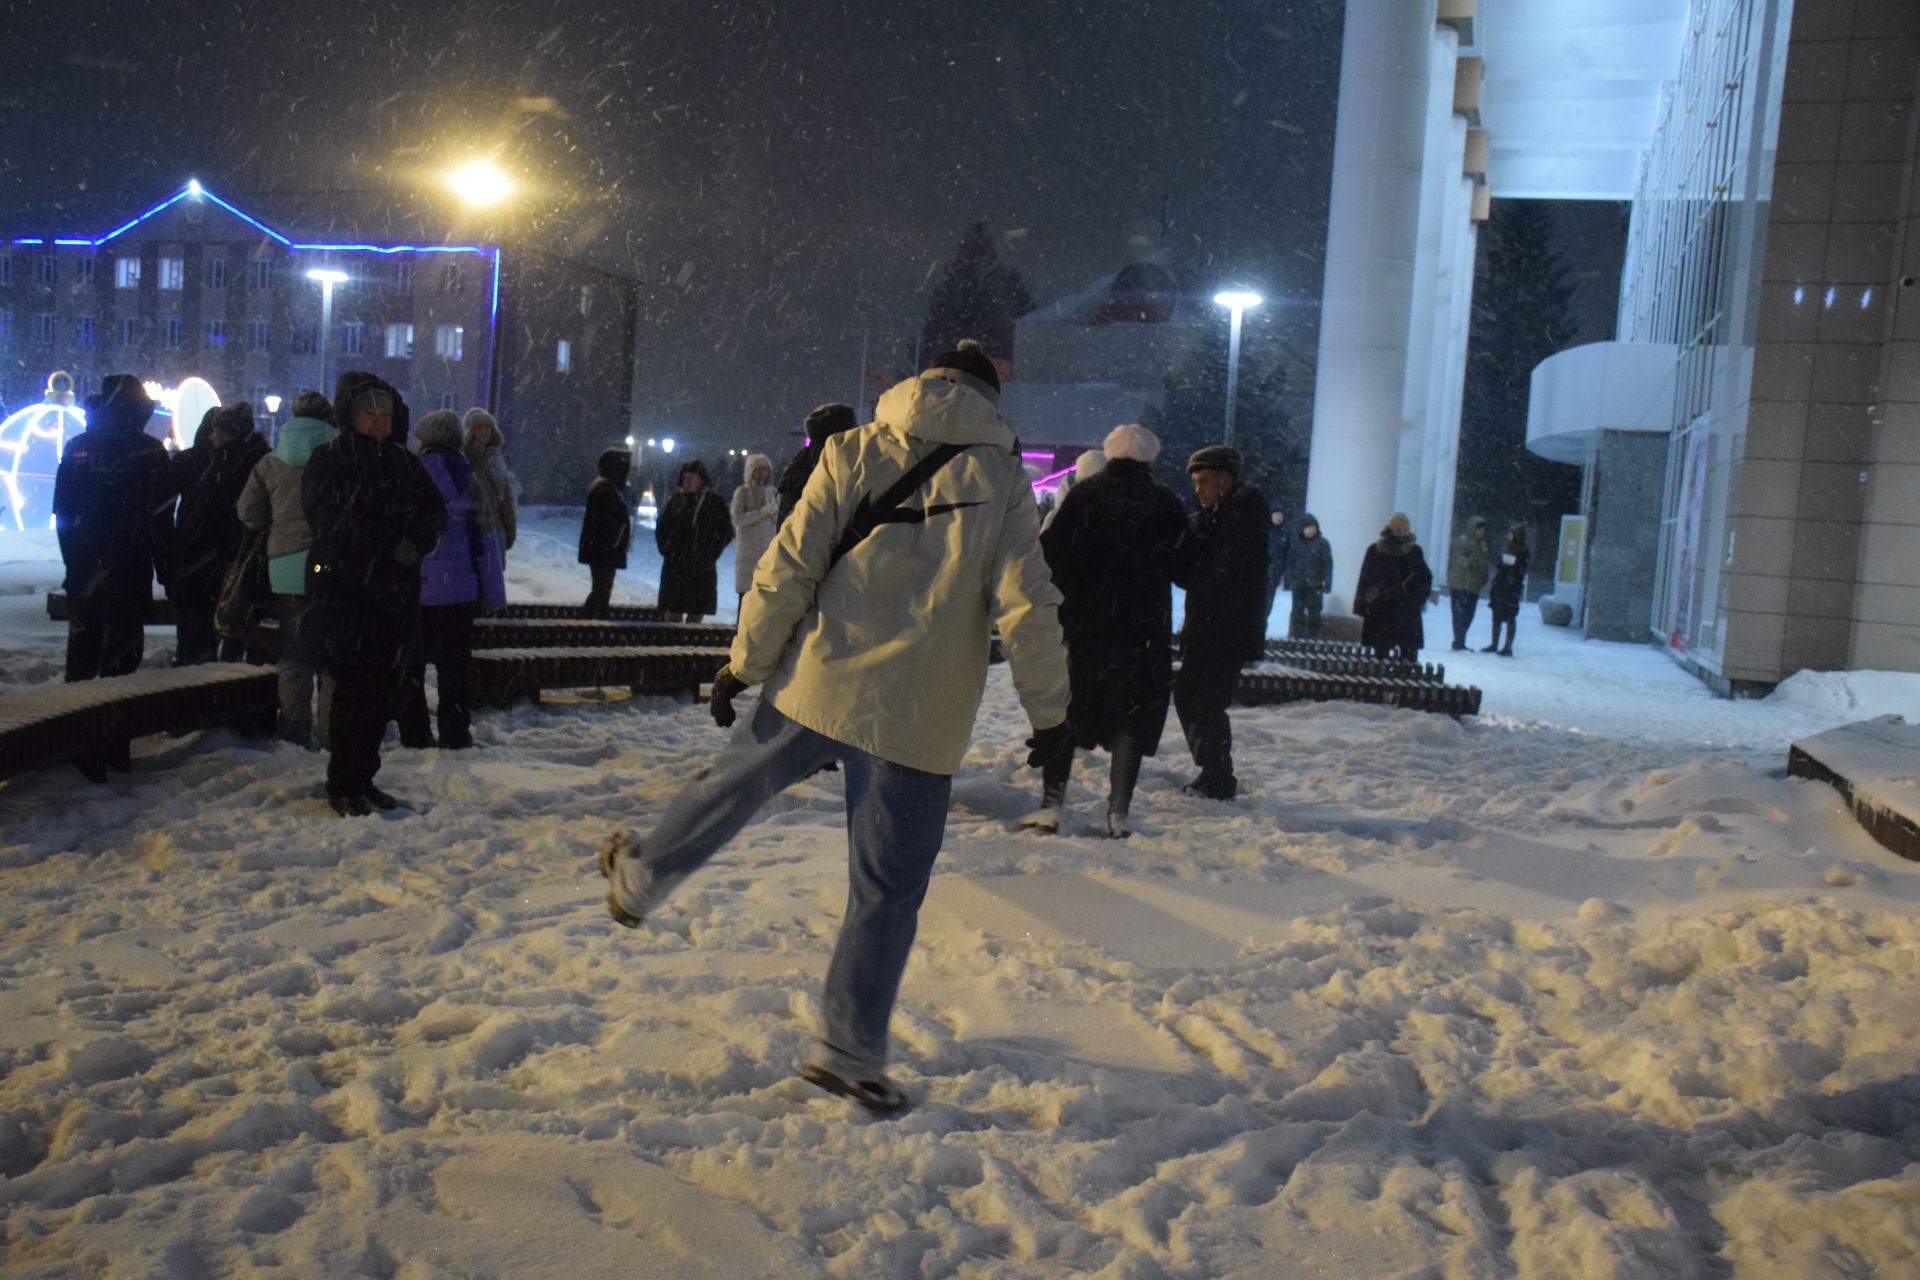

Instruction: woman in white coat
[730,452,777,609]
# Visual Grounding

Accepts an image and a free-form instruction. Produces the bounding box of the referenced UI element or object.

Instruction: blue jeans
[624,698,952,1078]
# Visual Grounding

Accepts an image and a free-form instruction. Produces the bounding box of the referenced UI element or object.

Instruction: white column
[1396,24,1464,525]
[1425,176,1478,554]
[1305,0,1437,611]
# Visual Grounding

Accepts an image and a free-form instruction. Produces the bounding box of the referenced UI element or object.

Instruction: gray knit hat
[1186,445,1242,477]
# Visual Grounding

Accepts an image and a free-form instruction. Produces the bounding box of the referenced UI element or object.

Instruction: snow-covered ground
[3,511,1919,1278]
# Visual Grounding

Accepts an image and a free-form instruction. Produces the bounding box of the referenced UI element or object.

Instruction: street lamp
[1212,290,1263,446]
[262,393,283,446]
[447,160,513,208]
[306,269,349,397]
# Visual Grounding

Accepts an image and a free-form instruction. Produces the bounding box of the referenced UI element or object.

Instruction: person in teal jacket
[238,390,335,747]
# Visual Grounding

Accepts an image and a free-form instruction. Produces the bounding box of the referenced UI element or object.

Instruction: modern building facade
[0,182,636,505]
[1310,0,1920,689]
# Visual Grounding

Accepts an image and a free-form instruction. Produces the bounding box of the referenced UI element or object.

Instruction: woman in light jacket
[238,390,335,746]
[730,452,777,610]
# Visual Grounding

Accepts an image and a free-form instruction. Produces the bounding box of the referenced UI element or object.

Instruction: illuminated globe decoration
[148,376,223,449]
[0,373,87,532]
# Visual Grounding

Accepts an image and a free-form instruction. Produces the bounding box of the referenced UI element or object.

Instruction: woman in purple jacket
[397,409,506,749]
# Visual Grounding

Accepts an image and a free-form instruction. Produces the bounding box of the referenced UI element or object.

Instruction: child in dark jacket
[578,449,632,616]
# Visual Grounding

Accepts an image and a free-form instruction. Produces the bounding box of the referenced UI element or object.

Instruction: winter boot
[328,789,373,818]
[363,784,402,811]
[1018,803,1063,833]
[1105,808,1132,839]
[599,828,659,929]
[801,1063,910,1116]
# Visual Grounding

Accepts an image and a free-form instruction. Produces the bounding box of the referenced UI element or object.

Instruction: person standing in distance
[1174,445,1268,801]
[1284,513,1332,640]
[578,448,632,617]
[598,340,1070,1115]
[1447,514,1490,651]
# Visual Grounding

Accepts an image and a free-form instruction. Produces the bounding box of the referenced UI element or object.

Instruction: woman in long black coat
[1032,425,1202,837]
[1484,523,1531,656]
[1354,511,1434,662]
[170,402,269,664]
[655,459,733,622]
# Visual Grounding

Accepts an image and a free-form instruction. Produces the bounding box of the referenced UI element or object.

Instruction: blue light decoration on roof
[7,181,493,258]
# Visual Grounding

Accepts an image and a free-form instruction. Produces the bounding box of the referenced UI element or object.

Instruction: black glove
[1025,721,1073,769]
[710,666,749,729]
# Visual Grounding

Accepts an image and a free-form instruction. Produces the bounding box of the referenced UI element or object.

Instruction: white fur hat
[1074,449,1107,482]
[1102,422,1161,463]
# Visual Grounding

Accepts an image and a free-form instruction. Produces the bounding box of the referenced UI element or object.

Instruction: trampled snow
[3,511,1919,1278]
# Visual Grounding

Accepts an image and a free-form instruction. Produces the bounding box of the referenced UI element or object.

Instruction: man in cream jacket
[600,341,1070,1113]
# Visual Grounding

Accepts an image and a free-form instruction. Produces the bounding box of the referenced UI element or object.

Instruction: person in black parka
[1033,423,1203,837]
[777,402,857,529]
[170,401,269,664]
[655,458,733,622]
[1354,511,1435,662]
[1284,513,1333,640]
[302,372,447,816]
[1176,445,1268,801]
[578,447,632,616]
[1484,523,1531,656]
[52,375,176,681]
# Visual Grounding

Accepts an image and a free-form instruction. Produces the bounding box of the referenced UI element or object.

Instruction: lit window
[343,322,364,355]
[164,318,183,349]
[434,324,464,361]
[248,320,269,352]
[73,257,96,285]
[206,257,227,289]
[251,260,272,290]
[75,316,95,346]
[385,323,414,359]
[115,257,141,289]
[556,338,572,373]
[34,255,55,286]
[205,319,225,346]
[32,313,54,343]
[160,257,185,290]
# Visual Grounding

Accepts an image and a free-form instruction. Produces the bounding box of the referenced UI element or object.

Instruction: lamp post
[306,269,348,397]
[262,393,282,447]
[1212,290,1263,446]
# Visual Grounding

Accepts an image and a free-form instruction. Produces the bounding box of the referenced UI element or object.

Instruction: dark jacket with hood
[578,448,632,569]
[777,402,858,528]
[301,373,448,669]
[1284,515,1333,594]
[1489,529,1531,613]
[170,403,270,609]
[1040,457,1204,754]
[1181,479,1269,664]
[1447,515,1491,593]
[53,378,175,598]
[1355,528,1434,655]
[655,459,734,614]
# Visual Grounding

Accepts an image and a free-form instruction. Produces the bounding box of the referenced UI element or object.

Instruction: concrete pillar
[1425,176,1478,555]
[1305,0,1437,610]
[1410,121,1471,552]
[1397,24,1464,527]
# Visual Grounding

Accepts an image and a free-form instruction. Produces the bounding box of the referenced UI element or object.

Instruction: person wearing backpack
[597,341,1069,1115]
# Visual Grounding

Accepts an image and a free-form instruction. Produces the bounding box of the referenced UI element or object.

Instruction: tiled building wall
[1728,0,1918,681]
[1854,28,1920,671]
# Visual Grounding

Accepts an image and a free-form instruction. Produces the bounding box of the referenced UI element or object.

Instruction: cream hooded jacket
[731,370,1069,776]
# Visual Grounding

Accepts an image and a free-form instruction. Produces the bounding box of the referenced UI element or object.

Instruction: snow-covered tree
[918,223,1034,364]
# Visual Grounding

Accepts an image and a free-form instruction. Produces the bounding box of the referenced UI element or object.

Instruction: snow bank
[3,513,1920,1277]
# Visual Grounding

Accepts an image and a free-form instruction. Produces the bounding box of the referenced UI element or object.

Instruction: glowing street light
[1212,290,1263,446]
[447,159,513,208]
[307,268,349,394]
[661,437,677,454]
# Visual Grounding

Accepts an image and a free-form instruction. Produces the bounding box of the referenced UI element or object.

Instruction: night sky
[5,0,1347,457]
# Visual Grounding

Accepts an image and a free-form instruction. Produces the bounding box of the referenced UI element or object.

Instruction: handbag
[215,528,272,635]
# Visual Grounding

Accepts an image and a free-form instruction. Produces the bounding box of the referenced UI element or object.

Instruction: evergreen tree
[919,223,1034,364]
[1147,318,1303,512]
[1456,201,1580,540]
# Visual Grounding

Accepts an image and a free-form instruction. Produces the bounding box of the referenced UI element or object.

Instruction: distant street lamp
[1212,290,1263,446]
[447,159,513,208]
[262,393,283,446]
[306,269,349,396]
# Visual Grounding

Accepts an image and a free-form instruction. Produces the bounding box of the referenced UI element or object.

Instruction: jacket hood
[1073,449,1107,483]
[873,372,1015,449]
[743,452,773,482]
[462,408,502,452]
[596,448,631,484]
[331,371,407,440]
[414,409,463,452]
[212,401,257,442]
[1299,512,1321,535]
[1466,515,1488,534]
[676,459,713,488]
[276,416,333,466]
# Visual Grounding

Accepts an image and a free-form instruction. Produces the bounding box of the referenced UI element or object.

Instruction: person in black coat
[776,402,857,529]
[302,372,447,816]
[578,448,632,616]
[1284,513,1333,640]
[1354,512,1434,662]
[1483,523,1531,656]
[169,401,269,664]
[655,458,733,622]
[1175,445,1268,801]
[52,375,175,681]
[1033,424,1203,837]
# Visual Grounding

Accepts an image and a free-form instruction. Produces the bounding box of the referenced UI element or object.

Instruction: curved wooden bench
[0,664,277,784]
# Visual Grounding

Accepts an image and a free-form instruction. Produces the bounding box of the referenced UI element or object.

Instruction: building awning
[1526,341,1678,463]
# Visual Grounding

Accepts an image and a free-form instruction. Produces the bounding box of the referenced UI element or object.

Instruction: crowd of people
[52,349,1535,1112]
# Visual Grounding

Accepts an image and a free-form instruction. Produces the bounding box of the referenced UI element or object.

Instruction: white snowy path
[3,513,1920,1278]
